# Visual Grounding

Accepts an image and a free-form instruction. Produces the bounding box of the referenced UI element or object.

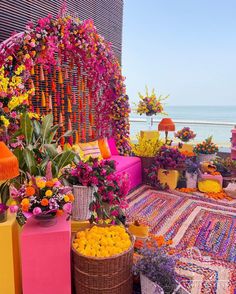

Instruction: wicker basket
[72,185,95,221]
[72,226,134,294]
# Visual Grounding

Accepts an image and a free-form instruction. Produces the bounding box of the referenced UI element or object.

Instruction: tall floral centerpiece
[193,136,219,162]
[136,87,167,130]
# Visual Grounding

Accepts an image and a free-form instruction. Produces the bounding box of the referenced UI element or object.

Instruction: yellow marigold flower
[21,198,30,205]
[64,195,70,202]
[45,190,53,197]
[36,179,46,189]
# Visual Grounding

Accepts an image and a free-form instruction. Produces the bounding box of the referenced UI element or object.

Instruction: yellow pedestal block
[181,143,193,152]
[158,169,179,190]
[0,213,21,294]
[128,223,149,238]
[140,130,160,140]
[71,220,91,233]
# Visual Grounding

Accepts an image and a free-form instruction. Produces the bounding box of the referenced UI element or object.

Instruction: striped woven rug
[127,185,236,294]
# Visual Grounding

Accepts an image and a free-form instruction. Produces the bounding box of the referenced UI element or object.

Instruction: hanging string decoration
[0,14,130,154]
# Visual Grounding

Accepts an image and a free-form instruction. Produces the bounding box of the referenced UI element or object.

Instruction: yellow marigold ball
[73,226,132,258]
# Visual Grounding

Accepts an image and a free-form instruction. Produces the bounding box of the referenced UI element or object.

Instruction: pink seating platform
[111,155,142,191]
[20,216,71,294]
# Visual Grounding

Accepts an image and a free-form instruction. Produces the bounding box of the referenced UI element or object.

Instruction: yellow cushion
[157,169,179,190]
[98,138,111,159]
[72,145,84,159]
[78,141,102,159]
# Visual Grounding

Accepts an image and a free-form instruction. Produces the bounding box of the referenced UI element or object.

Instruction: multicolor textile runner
[127,186,236,294]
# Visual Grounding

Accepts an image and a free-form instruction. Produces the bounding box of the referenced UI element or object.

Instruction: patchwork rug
[127,186,236,294]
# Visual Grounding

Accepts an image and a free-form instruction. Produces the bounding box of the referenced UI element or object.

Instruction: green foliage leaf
[32,120,41,139]
[22,148,37,175]
[41,114,53,144]
[13,148,25,170]
[44,144,58,158]
[54,150,76,174]
[0,182,10,204]
[20,113,33,145]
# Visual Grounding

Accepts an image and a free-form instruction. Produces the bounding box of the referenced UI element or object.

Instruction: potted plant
[9,163,74,226]
[133,246,177,294]
[155,146,186,190]
[131,134,163,183]
[10,112,77,182]
[185,158,199,188]
[193,136,218,162]
[136,86,168,129]
[214,157,236,177]
[65,157,130,224]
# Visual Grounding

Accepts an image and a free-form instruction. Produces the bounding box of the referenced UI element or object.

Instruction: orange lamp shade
[158,118,175,132]
[0,142,19,181]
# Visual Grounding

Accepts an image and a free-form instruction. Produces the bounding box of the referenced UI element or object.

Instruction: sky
[122,0,236,106]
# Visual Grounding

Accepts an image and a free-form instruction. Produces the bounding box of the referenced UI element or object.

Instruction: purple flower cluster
[0,203,8,213]
[185,157,199,174]
[155,146,186,170]
[133,246,177,293]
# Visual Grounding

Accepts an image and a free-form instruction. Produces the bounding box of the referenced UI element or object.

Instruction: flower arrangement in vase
[10,163,74,226]
[193,136,219,162]
[175,127,196,143]
[136,86,168,129]
[185,157,199,188]
[133,246,176,294]
[149,146,186,190]
[65,157,130,224]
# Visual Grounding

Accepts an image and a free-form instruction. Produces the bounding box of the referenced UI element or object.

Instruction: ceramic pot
[34,212,57,227]
[198,153,216,162]
[157,169,179,190]
[186,172,198,188]
[140,274,164,294]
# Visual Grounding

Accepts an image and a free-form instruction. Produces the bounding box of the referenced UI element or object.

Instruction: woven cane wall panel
[0,0,123,62]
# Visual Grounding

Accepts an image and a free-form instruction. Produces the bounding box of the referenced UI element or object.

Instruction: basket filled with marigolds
[72,225,134,294]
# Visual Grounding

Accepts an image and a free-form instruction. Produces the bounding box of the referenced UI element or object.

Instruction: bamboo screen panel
[0,0,123,62]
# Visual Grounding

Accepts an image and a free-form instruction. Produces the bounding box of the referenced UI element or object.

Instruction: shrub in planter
[133,246,177,294]
[193,136,218,162]
[155,146,186,190]
[185,158,199,188]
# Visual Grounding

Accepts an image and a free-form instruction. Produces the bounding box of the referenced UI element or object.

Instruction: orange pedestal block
[0,213,21,294]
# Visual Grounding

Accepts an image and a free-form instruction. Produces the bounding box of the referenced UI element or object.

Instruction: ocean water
[130,105,236,148]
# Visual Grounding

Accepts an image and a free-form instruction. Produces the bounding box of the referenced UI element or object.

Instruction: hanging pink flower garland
[0,14,130,154]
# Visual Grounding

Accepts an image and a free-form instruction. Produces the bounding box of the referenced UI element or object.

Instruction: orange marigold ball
[25,186,35,197]
[41,198,49,206]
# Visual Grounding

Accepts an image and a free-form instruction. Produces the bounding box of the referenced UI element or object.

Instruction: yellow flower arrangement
[73,226,132,258]
[131,134,163,157]
[0,115,10,128]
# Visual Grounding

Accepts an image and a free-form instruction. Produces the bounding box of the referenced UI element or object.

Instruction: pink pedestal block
[21,216,71,294]
[200,173,223,186]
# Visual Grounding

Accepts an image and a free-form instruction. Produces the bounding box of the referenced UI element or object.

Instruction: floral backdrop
[0,13,130,154]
